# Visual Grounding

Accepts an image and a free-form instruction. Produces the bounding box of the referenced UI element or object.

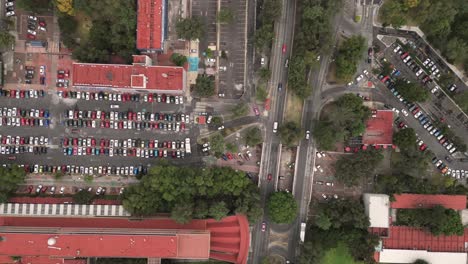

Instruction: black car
[6,6,14,11]
[28,24,36,31]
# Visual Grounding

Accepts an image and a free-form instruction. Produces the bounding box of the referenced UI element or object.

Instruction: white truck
[300,222,306,243]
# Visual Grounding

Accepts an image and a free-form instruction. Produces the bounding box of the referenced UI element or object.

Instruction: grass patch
[285,90,303,124]
[74,11,92,43]
[321,243,363,264]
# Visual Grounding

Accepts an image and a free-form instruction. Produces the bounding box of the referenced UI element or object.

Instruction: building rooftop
[382,226,468,252]
[363,193,390,228]
[378,249,467,264]
[391,194,467,210]
[72,63,184,91]
[362,110,394,146]
[137,0,164,50]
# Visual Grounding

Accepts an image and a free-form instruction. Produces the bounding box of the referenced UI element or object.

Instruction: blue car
[44,110,49,118]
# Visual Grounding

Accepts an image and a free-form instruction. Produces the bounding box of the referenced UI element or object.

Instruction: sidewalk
[25,173,139,188]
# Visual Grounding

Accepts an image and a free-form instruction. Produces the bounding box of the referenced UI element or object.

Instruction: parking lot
[0,90,204,183]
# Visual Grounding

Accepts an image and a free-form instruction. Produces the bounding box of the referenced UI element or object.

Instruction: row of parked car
[63,146,187,159]
[0,135,48,146]
[65,109,189,123]
[0,117,50,127]
[0,108,50,118]
[57,90,184,104]
[1,145,47,155]
[0,89,46,98]
[5,0,15,17]
[18,163,149,176]
[62,137,186,149]
[64,118,186,131]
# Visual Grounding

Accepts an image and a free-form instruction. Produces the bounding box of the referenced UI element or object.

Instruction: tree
[16,0,51,12]
[193,200,209,219]
[217,8,234,24]
[334,149,383,186]
[0,166,26,203]
[313,121,342,150]
[335,35,366,81]
[262,0,282,24]
[231,103,248,118]
[315,212,332,230]
[176,17,204,40]
[254,24,275,50]
[209,133,225,155]
[226,142,238,153]
[445,37,468,65]
[194,75,215,97]
[245,127,263,146]
[55,0,74,15]
[278,121,303,147]
[267,191,298,224]
[209,201,229,221]
[393,127,417,150]
[171,203,193,224]
[211,116,223,126]
[170,53,187,66]
[72,190,95,204]
[413,260,429,264]
[395,79,429,102]
[205,48,214,58]
[288,56,310,98]
[0,31,15,49]
[258,67,271,81]
[379,0,407,29]
[454,91,468,113]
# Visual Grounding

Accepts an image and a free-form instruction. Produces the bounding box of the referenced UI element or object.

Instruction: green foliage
[121,165,262,223]
[211,116,223,127]
[254,23,275,50]
[334,149,384,186]
[170,53,187,66]
[231,103,248,118]
[58,14,79,49]
[300,199,378,264]
[210,133,225,155]
[226,143,238,153]
[381,61,393,76]
[313,94,371,150]
[454,91,468,114]
[245,127,263,146]
[379,0,407,28]
[176,16,204,40]
[256,84,268,102]
[205,48,214,58]
[0,165,26,203]
[84,175,93,183]
[278,121,303,147]
[54,172,64,179]
[194,75,215,97]
[258,67,271,81]
[267,191,298,224]
[413,259,429,264]
[71,0,137,63]
[393,127,417,150]
[395,79,429,102]
[72,190,95,204]
[397,205,464,236]
[262,0,282,24]
[288,55,311,98]
[0,31,15,49]
[335,35,366,82]
[217,8,235,24]
[171,203,194,224]
[16,0,51,12]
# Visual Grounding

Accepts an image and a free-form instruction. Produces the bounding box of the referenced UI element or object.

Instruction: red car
[261,222,266,232]
[267,173,272,181]
[27,34,36,40]
[419,144,427,151]
[282,44,287,54]
[27,185,33,194]
[226,153,233,160]
[39,20,46,27]
[253,106,260,116]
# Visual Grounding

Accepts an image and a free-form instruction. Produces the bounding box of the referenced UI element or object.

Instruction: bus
[185,138,191,154]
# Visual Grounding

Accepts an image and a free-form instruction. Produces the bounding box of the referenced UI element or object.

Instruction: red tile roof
[382,226,468,252]
[137,0,164,50]
[362,110,394,146]
[72,63,184,92]
[391,194,467,210]
[0,215,249,264]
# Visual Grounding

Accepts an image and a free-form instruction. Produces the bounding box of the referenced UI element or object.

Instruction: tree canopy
[395,79,429,102]
[121,165,262,223]
[300,199,378,264]
[72,190,95,204]
[231,103,249,118]
[278,121,303,147]
[334,149,384,186]
[267,191,298,224]
[0,31,15,49]
[393,127,417,150]
[335,35,366,82]
[397,205,464,236]
[170,53,187,67]
[0,165,26,203]
[176,17,204,40]
[194,75,215,97]
[314,94,371,150]
[245,127,263,146]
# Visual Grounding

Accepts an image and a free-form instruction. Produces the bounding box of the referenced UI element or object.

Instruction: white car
[28,15,37,21]
[393,45,401,53]
[431,86,439,94]
[415,69,424,77]
[27,29,37,36]
[414,111,422,119]
[261,57,265,65]
[6,11,15,17]
[305,130,310,140]
[218,126,225,130]
[363,70,369,76]
[392,108,400,114]
[38,26,46,31]
[355,75,364,82]
[5,2,14,7]
[401,109,408,116]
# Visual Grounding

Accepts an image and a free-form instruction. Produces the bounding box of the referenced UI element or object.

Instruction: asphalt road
[250,0,296,262]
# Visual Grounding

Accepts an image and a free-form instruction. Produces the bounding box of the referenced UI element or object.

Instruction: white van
[273,122,278,133]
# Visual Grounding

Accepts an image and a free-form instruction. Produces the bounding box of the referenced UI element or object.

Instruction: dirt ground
[284,90,303,124]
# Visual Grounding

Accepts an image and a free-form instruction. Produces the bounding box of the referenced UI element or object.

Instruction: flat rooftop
[391,194,467,210]
[137,0,164,50]
[72,63,184,91]
[362,110,394,145]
